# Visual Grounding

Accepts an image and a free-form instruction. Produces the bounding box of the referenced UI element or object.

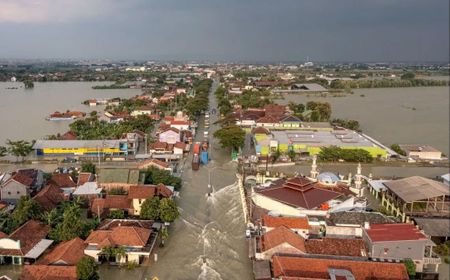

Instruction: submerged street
[98,79,252,279]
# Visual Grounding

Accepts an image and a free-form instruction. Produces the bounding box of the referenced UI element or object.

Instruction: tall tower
[355,163,363,196]
[310,154,318,180]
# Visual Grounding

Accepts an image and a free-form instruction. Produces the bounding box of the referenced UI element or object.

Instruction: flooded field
[0,82,140,146]
[280,86,450,155]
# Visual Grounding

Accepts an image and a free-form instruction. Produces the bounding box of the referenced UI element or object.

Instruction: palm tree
[115,246,126,263]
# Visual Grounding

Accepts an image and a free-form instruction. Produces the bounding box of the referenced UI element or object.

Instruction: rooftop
[38,237,85,265]
[326,211,397,226]
[383,176,449,202]
[413,218,450,238]
[33,140,124,149]
[262,215,310,230]
[19,265,77,280]
[85,226,151,249]
[365,223,429,242]
[97,168,140,185]
[271,255,409,280]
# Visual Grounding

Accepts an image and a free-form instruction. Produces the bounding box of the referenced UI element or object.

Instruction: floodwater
[0,82,140,146]
[280,86,450,155]
[98,79,253,279]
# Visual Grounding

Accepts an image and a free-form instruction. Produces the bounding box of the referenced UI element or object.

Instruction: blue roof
[317,172,340,184]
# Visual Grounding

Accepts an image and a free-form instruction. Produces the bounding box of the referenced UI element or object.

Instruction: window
[16,191,20,194]
[7,192,11,195]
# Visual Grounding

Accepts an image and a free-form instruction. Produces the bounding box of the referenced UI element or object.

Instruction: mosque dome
[317,172,340,185]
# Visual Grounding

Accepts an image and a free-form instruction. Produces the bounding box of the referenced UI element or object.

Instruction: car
[62,157,77,163]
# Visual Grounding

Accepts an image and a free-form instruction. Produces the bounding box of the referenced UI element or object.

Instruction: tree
[318,146,373,163]
[159,198,179,223]
[213,125,245,150]
[6,139,33,162]
[108,209,125,219]
[143,167,182,190]
[401,72,415,80]
[140,197,160,220]
[77,256,99,280]
[160,227,169,246]
[50,204,85,241]
[40,208,60,227]
[0,146,7,157]
[288,149,296,162]
[403,259,416,277]
[390,144,406,156]
[271,149,281,164]
[23,80,34,89]
[81,161,96,174]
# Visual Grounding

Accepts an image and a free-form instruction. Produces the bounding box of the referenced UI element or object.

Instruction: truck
[192,143,201,170]
[200,141,209,164]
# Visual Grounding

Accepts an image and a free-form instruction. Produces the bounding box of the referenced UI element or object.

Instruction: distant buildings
[399,144,443,161]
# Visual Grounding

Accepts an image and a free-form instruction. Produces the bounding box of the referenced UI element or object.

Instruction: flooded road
[99,79,252,279]
[0,82,140,146]
[280,86,450,155]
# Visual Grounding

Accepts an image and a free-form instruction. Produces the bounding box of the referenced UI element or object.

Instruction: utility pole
[144,134,148,155]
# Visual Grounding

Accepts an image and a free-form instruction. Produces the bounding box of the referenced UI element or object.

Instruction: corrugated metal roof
[25,239,53,259]
[384,176,449,202]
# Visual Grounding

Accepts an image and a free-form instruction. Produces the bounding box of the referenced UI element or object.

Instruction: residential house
[271,255,409,280]
[47,173,77,199]
[128,184,173,216]
[19,265,77,280]
[130,105,153,117]
[362,223,441,273]
[73,182,103,200]
[38,237,86,265]
[0,169,44,204]
[170,120,190,131]
[261,215,310,237]
[91,195,131,218]
[255,226,367,260]
[159,128,181,144]
[77,172,95,186]
[84,225,153,264]
[0,220,52,265]
[32,185,64,211]
[173,142,187,157]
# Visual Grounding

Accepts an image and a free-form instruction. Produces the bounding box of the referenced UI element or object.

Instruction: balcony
[423,257,441,265]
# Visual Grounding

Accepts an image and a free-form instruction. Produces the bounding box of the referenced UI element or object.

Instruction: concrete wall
[255,243,304,260]
[1,181,28,203]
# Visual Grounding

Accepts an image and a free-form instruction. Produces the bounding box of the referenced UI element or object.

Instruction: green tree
[6,139,34,162]
[160,227,169,246]
[401,72,415,80]
[77,256,99,280]
[318,146,373,163]
[140,197,160,220]
[8,196,41,232]
[213,125,245,150]
[159,198,179,223]
[143,167,182,190]
[23,80,34,89]
[40,208,60,227]
[403,259,416,277]
[390,144,406,156]
[81,161,96,174]
[108,209,125,219]
[288,149,296,162]
[0,146,7,157]
[50,204,85,241]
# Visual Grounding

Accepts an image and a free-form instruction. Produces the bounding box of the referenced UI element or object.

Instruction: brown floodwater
[280,86,450,155]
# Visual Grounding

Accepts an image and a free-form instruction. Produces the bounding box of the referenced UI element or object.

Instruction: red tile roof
[128,186,156,199]
[2,220,50,256]
[137,159,170,170]
[91,195,132,217]
[174,142,186,150]
[20,265,77,280]
[61,131,77,140]
[272,255,409,280]
[33,185,65,211]
[38,237,86,265]
[77,172,94,186]
[365,223,428,242]
[85,226,151,249]
[261,226,366,257]
[170,120,190,126]
[48,174,76,188]
[262,215,310,230]
[256,177,346,210]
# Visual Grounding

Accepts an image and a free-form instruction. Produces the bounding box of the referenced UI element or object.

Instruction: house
[38,237,86,265]
[128,184,173,216]
[130,105,153,117]
[61,131,77,140]
[91,184,174,217]
[255,226,367,260]
[19,265,77,280]
[73,182,103,199]
[47,173,76,199]
[159,128,181,144]
[170,120,190,131]
[84,226,153,264]
[0,169,44,204]
[252,176,355,216]
[33,185,65,211]
[413,218,450,244]
[137,159,172,171]
[380,176,449,222]
[0,220,52,265]
[325,211,397,238]
[77,172,95,186]
[173,142,187,156]
[399,144,443,160]
[261,215,310,236]
[271,255,409,280]
[362,223,441,273]
[149,142,174,155]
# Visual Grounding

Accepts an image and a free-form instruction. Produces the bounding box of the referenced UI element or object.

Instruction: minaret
[310,154,318,180]
[355,163,363,196]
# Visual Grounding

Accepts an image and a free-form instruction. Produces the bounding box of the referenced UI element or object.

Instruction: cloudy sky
[0,0,448,62]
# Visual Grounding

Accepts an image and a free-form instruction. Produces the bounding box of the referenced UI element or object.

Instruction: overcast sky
[0,0,448,62]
